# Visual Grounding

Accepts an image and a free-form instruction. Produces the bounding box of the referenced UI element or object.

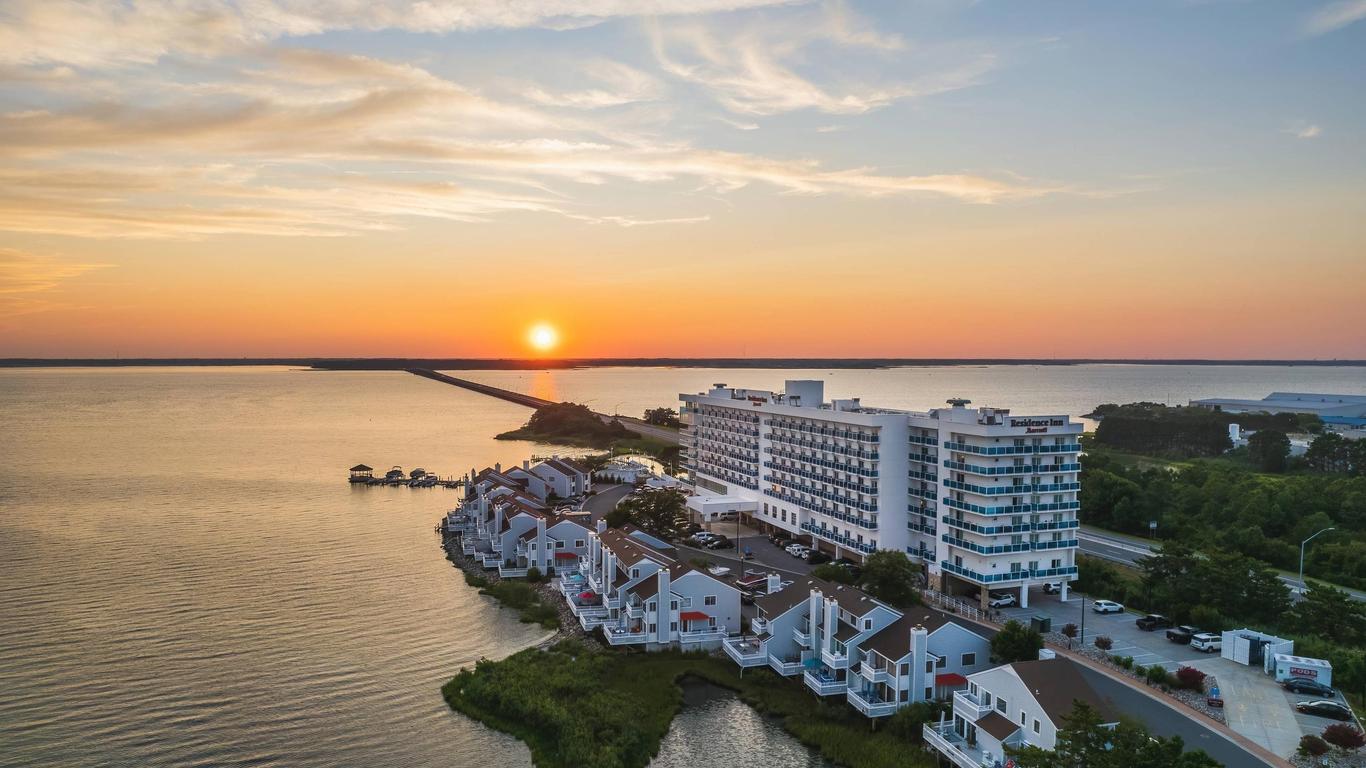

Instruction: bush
[1060,623,1078,639]
[884,701,945,744]
[463,571,490,588]
[1115,655,1134,670]
[1323,723,1366,751]
[526,566,543,583]
[1145,665,1171,686]
[1175,666,1207,690]
[991,620,1044,663]
[1299,734,1331,757]
[1132,664,1147,678]
[1188,604,1225,632]
[1094,635,1113,651]
[812,563,856,584]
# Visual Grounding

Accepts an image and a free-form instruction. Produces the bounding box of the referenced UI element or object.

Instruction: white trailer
[1272,654,1333,687]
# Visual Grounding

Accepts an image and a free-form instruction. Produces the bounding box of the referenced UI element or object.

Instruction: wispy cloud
[1303,0,1366,36]
[0,247,110,317]
[1285,120,1323,139]
[522,60,664,109]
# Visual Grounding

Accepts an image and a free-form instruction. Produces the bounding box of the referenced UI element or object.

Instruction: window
[704,595,717,606]
[899,663,909,676]
[648,601,656,610]
[961,652,976,667]
[925,660,933,673]
[1019,712,1026,725]
[670,622,677,631]
[1032,719,1040,734]
[925,687,933,700]
[996,697,1007,714]
[863,619,872,630]
[575,539,585,548]
[671,600,679,610]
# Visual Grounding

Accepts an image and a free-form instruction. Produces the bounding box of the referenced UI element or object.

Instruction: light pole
[1299,527,1336,592]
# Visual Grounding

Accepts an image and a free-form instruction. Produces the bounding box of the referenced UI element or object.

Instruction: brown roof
[976,711,1020,741]
[631,577,660,600]
[753,576,871,619]
[1009,659,1120,724]
[864,611,964,662]
[598,528,675,568]
[834,621,860,642]
[539,458,588,478]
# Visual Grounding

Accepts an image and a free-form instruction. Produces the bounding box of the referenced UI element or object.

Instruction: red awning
[679,611,709,622]
[935,673,968,687]
[554,552,578,560]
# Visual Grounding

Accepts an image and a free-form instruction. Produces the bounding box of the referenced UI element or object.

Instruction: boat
[385,466,405,484]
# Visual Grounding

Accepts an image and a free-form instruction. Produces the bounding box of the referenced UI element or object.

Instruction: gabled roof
[536,458,589,478]
[864,610,967,662]
[598,528,676,568]
[350,464,373,472]
[1008,659,1120,725]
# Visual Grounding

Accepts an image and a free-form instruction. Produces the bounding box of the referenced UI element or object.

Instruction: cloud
[0,0,802,68]
[0,248,111,317]
[1285,121,1323,139]
[1303,0,1366,36]
[648,4,994,115]
[522,60,664,109]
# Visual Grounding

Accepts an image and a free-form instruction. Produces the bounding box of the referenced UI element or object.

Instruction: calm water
[3,364,1363,768]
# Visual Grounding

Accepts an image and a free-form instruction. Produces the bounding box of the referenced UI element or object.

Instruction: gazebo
[349,464,374,482]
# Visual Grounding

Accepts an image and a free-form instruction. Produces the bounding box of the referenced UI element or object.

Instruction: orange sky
[1,1,1364,359]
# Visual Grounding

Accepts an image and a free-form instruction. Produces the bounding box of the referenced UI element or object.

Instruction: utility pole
[1299,527,1336,593]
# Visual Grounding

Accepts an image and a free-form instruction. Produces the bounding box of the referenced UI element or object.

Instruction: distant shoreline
[2,357,1364,369]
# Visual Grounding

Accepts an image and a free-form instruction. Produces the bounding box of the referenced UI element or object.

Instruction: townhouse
[922,658,1120,768]
[559,522,740,651]
[530,457,591,499]
[446,460,590,578]
[721,578,991,718]
[681,380,1082,608]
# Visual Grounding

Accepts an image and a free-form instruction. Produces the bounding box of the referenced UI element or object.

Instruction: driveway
[1191,657,1303,758]
[583,483,633,522]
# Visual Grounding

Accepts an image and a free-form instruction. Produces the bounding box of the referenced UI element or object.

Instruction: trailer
[1272,654,1333,687]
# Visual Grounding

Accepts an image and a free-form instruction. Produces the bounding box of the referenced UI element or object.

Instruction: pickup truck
[1166,625,1200,644]
[1135,614,1172,631]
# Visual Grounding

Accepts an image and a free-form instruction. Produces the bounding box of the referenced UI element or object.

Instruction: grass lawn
[443,641,937,768]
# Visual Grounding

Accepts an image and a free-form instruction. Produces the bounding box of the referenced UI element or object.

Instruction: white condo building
[680,380,1082,607]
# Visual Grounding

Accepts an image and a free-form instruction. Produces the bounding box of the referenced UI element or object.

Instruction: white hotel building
[680,380,1082,608]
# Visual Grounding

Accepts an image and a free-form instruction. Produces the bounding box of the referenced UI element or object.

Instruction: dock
[405,368,681,444]
[348,463,464,488]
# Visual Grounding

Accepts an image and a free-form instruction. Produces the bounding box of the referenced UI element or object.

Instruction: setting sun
[527,323,559,353]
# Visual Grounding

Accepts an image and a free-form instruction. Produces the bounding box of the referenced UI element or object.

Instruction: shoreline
[5,358,1366,369]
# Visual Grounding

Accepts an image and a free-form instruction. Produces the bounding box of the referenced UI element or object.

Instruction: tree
[1293,581,1366,646]
[990,620,1043,664]
[1306,433,1353,474]
[883,700,945,743]
[1248,429,1290,473]
[1322,723,1366,751]
[609,489,687,538]
[858,551,920,608]
[1008,701,1222,768]
[642,407,681,428]
[811,563,856,585]
[1299,734,1330,757]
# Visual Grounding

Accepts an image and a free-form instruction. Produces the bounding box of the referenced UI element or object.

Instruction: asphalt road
[582,483,635,522]
[1078,527,1366,602]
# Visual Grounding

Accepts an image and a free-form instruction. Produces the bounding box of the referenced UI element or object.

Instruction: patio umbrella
[578,591,597,599]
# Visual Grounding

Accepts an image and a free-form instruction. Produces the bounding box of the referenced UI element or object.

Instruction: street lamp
[1299,527,1336,592]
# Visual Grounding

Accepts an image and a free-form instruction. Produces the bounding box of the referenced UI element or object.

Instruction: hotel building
[680,380,1082,608]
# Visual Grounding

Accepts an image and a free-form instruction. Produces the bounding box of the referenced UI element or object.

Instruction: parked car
[705,536,734,550]
[688,532,717,545]
[684,523,704,535]
[1091,600,1124,614]
[785,544,810,558]
[1190,633,1222,653]
[988,592,1017,609]
[1295,700,1354,720]
[1042,582,1063,595]
[1135,614,1173,631]
[806,551,832,565]
[832,558,862,579]
[1282,678,1335,697]
[1166,625,1200,644]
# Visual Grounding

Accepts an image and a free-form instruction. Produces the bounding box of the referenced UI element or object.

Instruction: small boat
[385,466,405,484]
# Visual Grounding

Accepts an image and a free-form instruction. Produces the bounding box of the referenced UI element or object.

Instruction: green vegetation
[1081,447,1366,587]
[497,402,638,448]
[442,640,937,768]
[608,435,682,470]
[1247,429,1290,472]
[1008,701,1222,768]
[478,580,560,630]
[858,551,921,609]
[812,563,858,584]
[463,571,490,588]
[605,488,688,538]
[642,407,682,429]
[1089,402,1317,458]
[1305,432,1366,475]
[990,620,1044,663]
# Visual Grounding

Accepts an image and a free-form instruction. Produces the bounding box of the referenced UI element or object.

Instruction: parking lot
[999,589,1359,758]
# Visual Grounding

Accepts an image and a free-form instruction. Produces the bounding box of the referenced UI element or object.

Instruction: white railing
[769,656,803,676]
[821,647,851,669]
[953,690,992,720]
[605,628,649,645]
[923,588,995,625]
[498,566,529,578]
[793,626,812,646]
[921,724,982,768]
[859,661,892,684]
[723,638,768,667]
[750,617,769,635]
[678,627,727,643]
[803,670,846,696]
[846,688,899,718]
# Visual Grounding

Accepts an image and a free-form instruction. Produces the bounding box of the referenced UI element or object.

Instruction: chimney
[656,568,672,638]
[494,462,501,473]
[523,459,531,471]
[535,517,547,568]
[911,626,929,701]
[596,519,607,534]
[767,573,781,594]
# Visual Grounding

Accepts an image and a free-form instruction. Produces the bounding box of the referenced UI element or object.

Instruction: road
[1078,527,1366,602]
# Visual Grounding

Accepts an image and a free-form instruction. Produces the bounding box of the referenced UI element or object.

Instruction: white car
[987,592,1017,609]
[785,544,810,557]
[1091,600,1124,614]
[1190,633,1222,653]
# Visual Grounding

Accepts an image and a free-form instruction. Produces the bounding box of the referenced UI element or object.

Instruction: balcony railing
[803,670,847,696]
[942,479,1081,496]
[1032,539,1079,551]
[766,446,879,477]
[723,637,768,667]
[762,462,879,495]
[604,627,650,645]
[763,481,877,513]
[942,498,1080,516]
[769,656,804,676]
[847,688,899,718]
[678,627,728,643]
[940,534,1032,556]
[944,442,1081,456]
[800,522,876,554]
[944,460,1081,476]
[953,690,992,720]
[922,723,988,768]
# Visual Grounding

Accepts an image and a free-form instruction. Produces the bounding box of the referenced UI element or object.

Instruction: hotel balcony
[769,655,804,676]
[558,573,587,595]
[723,637,769,667]
[953,690,992,721]
[624,601,645,619]
[847,687,899,718]
[803,668,847,696]
[481,556,502,569]
[922,723,997,768]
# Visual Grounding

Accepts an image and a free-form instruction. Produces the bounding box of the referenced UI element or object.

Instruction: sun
[527,323,559,353]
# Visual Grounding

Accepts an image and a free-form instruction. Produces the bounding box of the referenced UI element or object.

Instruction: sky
[1,0,1364,359]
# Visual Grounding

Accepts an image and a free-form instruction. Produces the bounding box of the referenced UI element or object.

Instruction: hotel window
[704,596,717,606]
[961,652,976,666]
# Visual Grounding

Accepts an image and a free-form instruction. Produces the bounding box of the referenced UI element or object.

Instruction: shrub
[463,571,490,588]
[1299,734,1331,757]
[1132,664,1147,678]
[526,566,543,583]
[812,563,856,584]
[1094,635,1113,651]
[1175,666,1207,690]
[884,701,945,744]
[1115,655,1134,670]
[1188,604,1225,632]
[1060,623,1078,639]
[991,620,1044,663]
[1145,665,1171,686]
[1323,723,1366,751]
